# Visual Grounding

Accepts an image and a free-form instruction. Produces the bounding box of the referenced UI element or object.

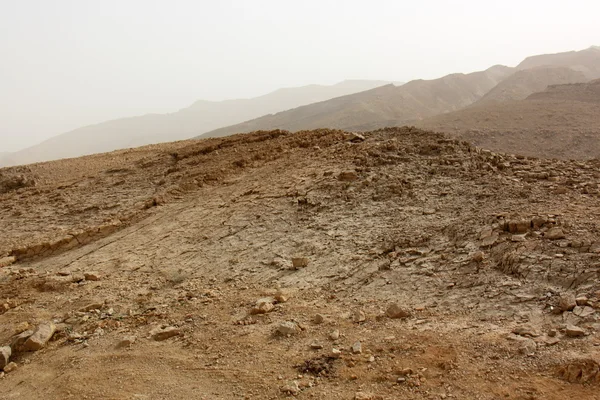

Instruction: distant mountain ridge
[416,78,600,159]
[200,65,514,138]
[472,66,587,105]
[0,80,394,167]
[199,47,599,139]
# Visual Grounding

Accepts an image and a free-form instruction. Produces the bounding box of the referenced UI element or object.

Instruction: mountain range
[0,80,396,167]
[200,47,600,138]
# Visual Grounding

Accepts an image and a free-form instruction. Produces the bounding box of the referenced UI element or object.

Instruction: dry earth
[2,128,600,399]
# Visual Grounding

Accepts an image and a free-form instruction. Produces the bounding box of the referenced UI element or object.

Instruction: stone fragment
[338,171,358,181]
[546,227,566,240]
[354,393,374,400]
[277,321,298,336]
[23,322,56,351]
[0,256,16,268]
[507,220,530,234]
[116,336,136,348]
[471,251,484,262]
[274,290,290,303]
[280,381,300,395]
[512,325,540,338]
[330,348,342,358]
[310,341,323,350]
[518,338,537,354]
[353,310,366,323]
[313,314,325,324]
[150,326,180,341]
[80,303,103,312]
[386,304,411,319]
[3,362,17,372]
[481,232,499,247]
[558,294,577,312]
[0,346,11,369]
[250,298,275,315]
[84,272,101,281]
[11,330,34,352]
[576,297,589,306]
[291,257,308,269]
[573,306,595,318]
[351,341,363,354]
[347,132,365,142]
[565,325,586,338]
[329,329,340,340]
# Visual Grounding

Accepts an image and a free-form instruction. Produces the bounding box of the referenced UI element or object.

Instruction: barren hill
[2,128,600,399]
[0,80,392,167]
[418,79,600,159]
[200,66,513,138]
[472,66,588,105]
[528,78,600,103]
[517,46,600,79]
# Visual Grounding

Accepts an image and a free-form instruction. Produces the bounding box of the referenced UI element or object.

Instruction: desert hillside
[200,66,514,138]
[417,79,600,159]
[2,128,600,399]
[517,46,600,79]
[472,66,587,105]
[0,80,392,167]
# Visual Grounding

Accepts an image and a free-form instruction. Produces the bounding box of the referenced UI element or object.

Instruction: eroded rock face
[558,357,600,383]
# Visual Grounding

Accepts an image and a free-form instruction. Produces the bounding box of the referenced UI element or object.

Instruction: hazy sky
[1,0,599,152]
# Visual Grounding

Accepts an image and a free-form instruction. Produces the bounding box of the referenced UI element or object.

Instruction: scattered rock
[23,322,56,351]
[250,297,275,315]
[0,346,11,369]
[546,227,566,240]
[3,362,17,373]
[338,171,358,181]
[274,290,290,303]
[512,325,540,338]
[347,132,365,142]
[291,257,308,270]
[351,341,363,354]
[310,341,323,350]
[116,336,137,348]
[558,294,577,312]
[518,338,537,354]
[386,303,411,319]
[79,302,103,312]
[573,306,595,318]
[471,251,485,262]
[565,325,586,338]
[545,337,561,346]
[280,380,300,395]
[354,392,375,400]
[353,310,366,323]
[150,326,181,341]
[507,220,530,234]
[329,330,340,340]
[277,321,298,336]
[330,348,342,358]
[11,330,34,352]
[84,272,101,281]
[576,296,589,306]
[481,232,499,247]
[313,314,326,324]
[0,256,16,268]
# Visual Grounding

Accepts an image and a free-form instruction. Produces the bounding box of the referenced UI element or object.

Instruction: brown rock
[351,341,363,354]
[150,326,181,341]
[23,322,56,351]
[79,302,103,312]
[546,227,566,240]
[276,321,298,336]
[3,362,17,373]
[565,325,586,338]
[0,346,11,369]
[386,303,411,319]
[116,335,137,348]
[338,171,358,181]
[11,330,34,352]
[507,220,530,234]
[291,257,308,269]
[313,314,326,324]
[558,294,577,312]
[84,272,101,281]
[274,290,290,303]
[250,298,275,315]
[0,256,16,268]
[353,310,366,323]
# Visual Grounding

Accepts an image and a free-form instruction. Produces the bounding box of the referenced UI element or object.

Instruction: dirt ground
[2,128,600,399]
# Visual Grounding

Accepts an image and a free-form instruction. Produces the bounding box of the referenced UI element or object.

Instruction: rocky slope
[2,128,600,399]
[517,46,600,79]
[0,80,392,167]
[472,66,587,105]
[418,79,600,159]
